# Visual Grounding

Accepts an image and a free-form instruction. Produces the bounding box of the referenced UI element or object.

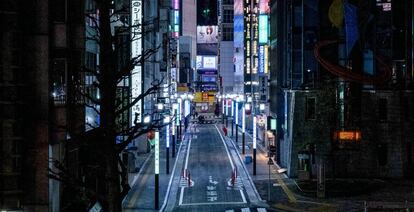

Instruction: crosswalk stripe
[241,208,250,212]
[225,210,234,212]
[257,208,267,212]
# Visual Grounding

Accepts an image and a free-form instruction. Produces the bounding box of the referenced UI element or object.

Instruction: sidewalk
[122,128,189,211]
[218,123,297,205]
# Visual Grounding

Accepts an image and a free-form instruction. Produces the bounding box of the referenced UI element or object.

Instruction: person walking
[222,126,228,137]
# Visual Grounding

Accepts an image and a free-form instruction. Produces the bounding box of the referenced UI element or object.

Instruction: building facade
[269,0,414,178]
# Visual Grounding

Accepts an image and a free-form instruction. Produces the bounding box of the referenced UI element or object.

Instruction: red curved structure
[314,40,392,84]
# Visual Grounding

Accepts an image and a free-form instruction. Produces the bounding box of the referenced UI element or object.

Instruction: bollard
[364,201,367,212]
[188,172,191,186]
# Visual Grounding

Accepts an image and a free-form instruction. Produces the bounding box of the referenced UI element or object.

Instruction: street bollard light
[154,130,160,209]
[253,116,257,175]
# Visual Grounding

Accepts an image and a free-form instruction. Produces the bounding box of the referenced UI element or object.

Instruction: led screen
[197,26,218,43]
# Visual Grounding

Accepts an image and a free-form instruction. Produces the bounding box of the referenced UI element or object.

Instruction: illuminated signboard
[270,119,277,130]
[333,130,362,142]
[203,56,216,69]
[264,45,268,74]
[197,26,218,44]
[258,15,268,44]
[172,0,180,38]
[196,55,217,69]
[131,0,142,124]
[258,45,265,74]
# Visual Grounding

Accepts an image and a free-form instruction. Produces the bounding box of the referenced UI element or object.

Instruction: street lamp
[235,100,239,143]
[222,95,225,124]
[143,115,151,124]
[154,130,160,209]
[164,116,170,174]
[177,98,182,140]
[172,103,178,157]
[157,103,164,110]
[231,99,234,137]
[242,103,246,154]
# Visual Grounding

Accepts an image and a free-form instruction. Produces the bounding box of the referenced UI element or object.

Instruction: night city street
[1,0,414,212]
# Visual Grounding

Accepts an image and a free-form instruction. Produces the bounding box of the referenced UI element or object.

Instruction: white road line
[225,210,234,212]
[180,201,245,206]
[160,137,186,211]
[214,125,247,204]
[257,208,267,212]
[241,208,251,212]
[178,138,192,206]
[217,124,263,203]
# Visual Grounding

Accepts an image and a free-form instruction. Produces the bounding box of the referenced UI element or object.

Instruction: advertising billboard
[259,15,268,44]
[197,26,218,43]
[131,0,142,124]
[196,55,217,69]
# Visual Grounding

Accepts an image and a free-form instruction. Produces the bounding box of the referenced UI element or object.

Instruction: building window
[305,97,316,120]
[408,142,413,165]
[378,98,387,121]
[377,143,388,166]
[222,27,233,41]
[52,0,66,22]
[402,97,410,121]
[223,9,234,23]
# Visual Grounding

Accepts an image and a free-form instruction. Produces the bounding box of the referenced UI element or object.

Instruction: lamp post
[225,98,229,128]
[164,116,170,174]
[253,116,257,175]
[154,130,160,209]
[242,103,246,154]
[222,95,225,124]
[235,100,239,143]
[178,98,182,140]
[231,99,234,137]
[172,103,178,157]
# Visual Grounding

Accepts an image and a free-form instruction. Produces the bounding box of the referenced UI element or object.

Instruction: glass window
[378,98,387,121]
[305,97,316,120]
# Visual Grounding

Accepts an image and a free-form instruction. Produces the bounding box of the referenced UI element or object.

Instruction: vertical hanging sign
[131,0,142,124]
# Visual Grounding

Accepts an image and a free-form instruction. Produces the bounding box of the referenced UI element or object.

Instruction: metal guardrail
[364,201,413,211]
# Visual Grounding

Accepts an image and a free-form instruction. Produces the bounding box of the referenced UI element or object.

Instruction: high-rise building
[269,0,414,178]
[0,0,85,210]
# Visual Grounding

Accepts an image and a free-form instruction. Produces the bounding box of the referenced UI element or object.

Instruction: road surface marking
[178,138,192,206]
[241,208,250,212]
[225,210,234,212]
[257,208,267,212]
[241,127,296,203]
[180,202,246,206]
[214,125,247,204]
[160,133,186,211]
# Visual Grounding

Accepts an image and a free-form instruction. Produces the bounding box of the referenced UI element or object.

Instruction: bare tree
[49,1,170,211]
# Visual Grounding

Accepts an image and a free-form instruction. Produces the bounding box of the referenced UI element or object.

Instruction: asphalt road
[164,124,267,212]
